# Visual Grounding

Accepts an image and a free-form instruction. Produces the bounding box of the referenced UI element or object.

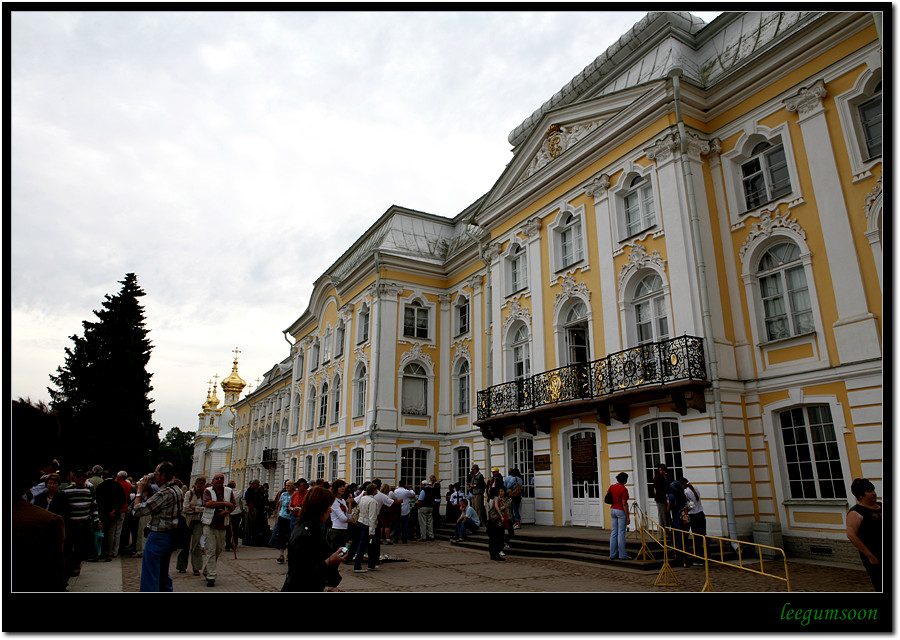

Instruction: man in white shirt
[391,481,416,543]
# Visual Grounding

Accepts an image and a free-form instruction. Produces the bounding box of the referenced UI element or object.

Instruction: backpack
[167,486,190,550]
[509,478,523,498]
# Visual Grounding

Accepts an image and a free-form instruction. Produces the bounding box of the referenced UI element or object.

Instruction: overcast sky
[11,10,722,437]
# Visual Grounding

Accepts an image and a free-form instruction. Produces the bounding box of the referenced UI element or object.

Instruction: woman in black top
[282,487,345,592]
[846,478,882,591]
[34,473,70,523]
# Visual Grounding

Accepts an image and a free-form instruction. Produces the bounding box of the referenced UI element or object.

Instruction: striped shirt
[133,481,183,532]
[61,484,98,525]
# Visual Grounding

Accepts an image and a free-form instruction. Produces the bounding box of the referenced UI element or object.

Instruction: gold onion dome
[222,358,246,393]
[202,385,216,411]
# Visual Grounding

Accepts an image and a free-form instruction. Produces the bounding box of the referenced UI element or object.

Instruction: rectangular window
[329,451,338,482]
[335,325,344,357]
[316,454,326,481]
[457,372,469,414]
[354,376,366,418]
[455,448,470,491]
[403,305,429,339]
[306,395,316,430]
[642,420,683,501]
[400,448,428,488]
[305,456,313,480]
[402,376,427,415]
[353,449,365,486]
[457,300,469,335]
[511,253,526,292]
[290,457,297,480]
[359,309,370,343]
[859,95,882,158]
[332,384,340,423]
[780,405,846,499]
[318,388,328,428]
[560,222,584,267]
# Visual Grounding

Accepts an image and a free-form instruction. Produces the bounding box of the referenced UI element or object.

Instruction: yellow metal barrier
[630,503,791,592]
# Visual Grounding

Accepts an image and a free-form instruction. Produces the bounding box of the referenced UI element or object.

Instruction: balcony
[261,448,279,468]
[475,335,710,440]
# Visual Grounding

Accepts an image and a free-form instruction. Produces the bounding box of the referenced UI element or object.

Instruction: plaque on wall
[533,454,551,471]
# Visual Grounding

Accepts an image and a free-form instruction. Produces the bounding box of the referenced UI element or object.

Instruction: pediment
[479,84,657,213]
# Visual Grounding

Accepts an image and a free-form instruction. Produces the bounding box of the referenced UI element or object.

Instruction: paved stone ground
[117,536,875,593]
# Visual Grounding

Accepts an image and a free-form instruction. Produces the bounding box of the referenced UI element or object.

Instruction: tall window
[757,242,814,341]
[316,454,325,481]
[290,457,297,480]
[322,329,332,363]
[334,321,345,358]
[292,394,301,434]
[353,448,365,486]
[511,325,531,381]
[510,244,527,292]
[295,353,304,380]
[305,455,313,480]
[329,451,339,482]
[456,360,470,414]
[318,382,329,428]
[741,140,791,210]
[456,296,469,336]
[331,375,341,423]
[353,364,367,418]
[642,421,683,501]
[310,339,320,371]
[858,81,882,159]
[306,387,317,430]
[780,405,845,499]
[358,304,370,343]
[401,363,428,415]
[400,448,428,488]
[559,213,584,268]
[403,301,429,339]
[507,435,534,499]
[623,175,656,237]
[564,302,590,365]
[633,274,669,344]
[455,448,470,491]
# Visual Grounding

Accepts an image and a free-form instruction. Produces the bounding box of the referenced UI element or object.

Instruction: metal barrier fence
[630,503,791,592]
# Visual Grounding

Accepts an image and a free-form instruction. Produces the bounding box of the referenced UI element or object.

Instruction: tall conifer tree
[49,273,160,474]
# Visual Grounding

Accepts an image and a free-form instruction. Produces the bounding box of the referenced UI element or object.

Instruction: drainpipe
[370,251,382,478]
[668,68,738,548]
[465,221,493,470]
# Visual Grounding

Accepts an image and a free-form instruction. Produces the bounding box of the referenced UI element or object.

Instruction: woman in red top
[608,472,630,560]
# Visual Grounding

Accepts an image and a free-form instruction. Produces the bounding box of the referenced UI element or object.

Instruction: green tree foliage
[154,427,195,483]
[48,273,160,475]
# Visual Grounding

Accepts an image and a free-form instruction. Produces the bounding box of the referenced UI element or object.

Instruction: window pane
[859,95,882,158]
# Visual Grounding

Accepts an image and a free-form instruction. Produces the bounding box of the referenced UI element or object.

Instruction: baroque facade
[196,11,883,558]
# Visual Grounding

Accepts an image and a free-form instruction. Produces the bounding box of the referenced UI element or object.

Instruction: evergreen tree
[154,427,195,483]
[48,273,160,475]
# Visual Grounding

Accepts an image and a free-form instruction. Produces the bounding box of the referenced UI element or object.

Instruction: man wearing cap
[487,467,505,499]
[653,463,671,528]
[467,464,486,523]
[416,480,436,541]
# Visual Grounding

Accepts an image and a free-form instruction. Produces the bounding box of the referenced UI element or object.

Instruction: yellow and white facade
[211,11,883,559]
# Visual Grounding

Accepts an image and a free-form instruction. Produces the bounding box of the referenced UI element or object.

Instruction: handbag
[349,505,360,525]
[604,487,614,505]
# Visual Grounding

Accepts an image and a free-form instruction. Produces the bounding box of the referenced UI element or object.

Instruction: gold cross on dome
[233,347,241,360]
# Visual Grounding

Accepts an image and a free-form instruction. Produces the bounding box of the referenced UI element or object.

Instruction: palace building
[194,11,882,559]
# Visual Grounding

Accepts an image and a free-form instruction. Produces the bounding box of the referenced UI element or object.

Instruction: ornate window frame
[617,243,671,348]
[400,293,436,345]
[547,203,588,275]
[835,65,882,182]
[611,165,660,242]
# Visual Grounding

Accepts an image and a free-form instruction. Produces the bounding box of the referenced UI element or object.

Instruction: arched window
[305,455,313,480]
[358,304,370,343]
[456,360,470,414]
[306,386,317,430]
[292,393,302,434]
[401,363,428,415]
[334,321,345,358]
[331,374,341,423]
[757,242,814,341]
[564,301,590,366]
[310,339,320,371]
[455,295,470,336]
[353,363,367,418]
[508,243,528,293]
[510,324,531,381]
[329,451,339,482]
[632,273,669,344]
[623,174,656,238]
[741,140,791,210]
[318,381,329,428]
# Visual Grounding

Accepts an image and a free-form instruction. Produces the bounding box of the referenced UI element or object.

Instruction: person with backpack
[504,468,524,529]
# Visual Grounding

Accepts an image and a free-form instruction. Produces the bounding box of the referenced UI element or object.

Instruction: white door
[568,430,603,527]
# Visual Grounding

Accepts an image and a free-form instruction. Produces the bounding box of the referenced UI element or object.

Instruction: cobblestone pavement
[118,537,875,593]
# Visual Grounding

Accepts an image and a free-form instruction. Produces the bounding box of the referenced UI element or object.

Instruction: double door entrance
[566,430,603,527]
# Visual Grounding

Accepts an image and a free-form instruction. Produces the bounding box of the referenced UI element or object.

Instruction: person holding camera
[282,486,344,592]
[132,462,183,592]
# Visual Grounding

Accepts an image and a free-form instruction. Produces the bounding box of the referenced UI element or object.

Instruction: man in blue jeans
[132,461,183,592]
[452,498,480,542]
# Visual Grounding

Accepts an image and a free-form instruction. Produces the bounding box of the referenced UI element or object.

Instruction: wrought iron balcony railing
[477,335,707,421]
[261,448,278,467]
